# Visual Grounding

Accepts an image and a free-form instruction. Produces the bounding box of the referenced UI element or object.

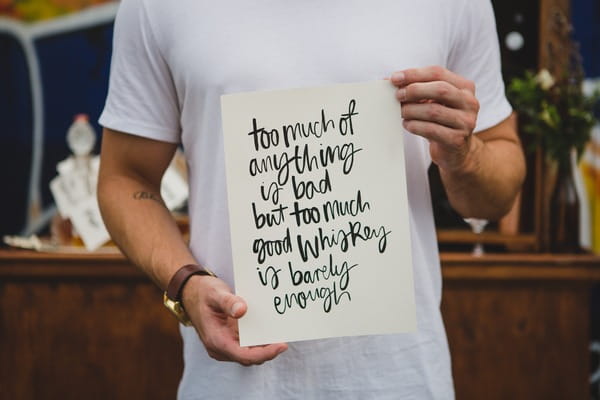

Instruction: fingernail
[391,71,405,84]
[230,302,242,317]
[397,88,406,101]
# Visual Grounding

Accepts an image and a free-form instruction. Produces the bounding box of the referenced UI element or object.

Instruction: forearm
[440,132,525,220]
[98,172,196,290]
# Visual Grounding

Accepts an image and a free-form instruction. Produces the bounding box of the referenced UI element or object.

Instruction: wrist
[163,264,217,325]
[180,273,215,312]
[439,135,483,178]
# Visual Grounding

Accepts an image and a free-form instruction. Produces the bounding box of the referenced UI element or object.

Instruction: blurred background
[0,0,599,399]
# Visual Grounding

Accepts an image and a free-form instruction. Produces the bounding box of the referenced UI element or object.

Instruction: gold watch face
[163,292,193,326]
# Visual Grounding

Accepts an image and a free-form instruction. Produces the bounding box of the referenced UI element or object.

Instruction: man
[98,0,525,398]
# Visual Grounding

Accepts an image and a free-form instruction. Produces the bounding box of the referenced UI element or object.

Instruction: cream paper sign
[221,80,416,346]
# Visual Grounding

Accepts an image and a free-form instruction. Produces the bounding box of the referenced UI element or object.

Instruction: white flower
[535,69,556,90]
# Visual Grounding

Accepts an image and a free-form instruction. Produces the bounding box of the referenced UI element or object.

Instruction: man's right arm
[98,128,287,365]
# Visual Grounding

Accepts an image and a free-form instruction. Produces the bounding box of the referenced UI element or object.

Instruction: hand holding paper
[181,275,288,365]
[392,65,524,221]
[391,65,480,173]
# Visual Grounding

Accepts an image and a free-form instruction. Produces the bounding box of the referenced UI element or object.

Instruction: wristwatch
[163,264,217,326]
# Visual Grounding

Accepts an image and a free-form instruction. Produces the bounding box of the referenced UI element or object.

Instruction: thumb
[211,290,247,319]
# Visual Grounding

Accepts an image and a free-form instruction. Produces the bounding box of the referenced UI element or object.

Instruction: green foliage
[507,69,599,167]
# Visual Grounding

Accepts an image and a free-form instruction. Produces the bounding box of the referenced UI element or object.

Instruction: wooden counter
[441,253,600,400]
[1,249,599,399]
[0,249,180,400]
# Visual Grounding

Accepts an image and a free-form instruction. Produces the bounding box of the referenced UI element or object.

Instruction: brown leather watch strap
[166,264,216,303]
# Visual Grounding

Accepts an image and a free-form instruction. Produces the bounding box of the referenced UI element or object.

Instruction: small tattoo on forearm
[133,191,164,205]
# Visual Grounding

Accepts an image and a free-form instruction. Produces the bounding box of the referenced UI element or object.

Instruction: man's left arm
[391,66,526,220]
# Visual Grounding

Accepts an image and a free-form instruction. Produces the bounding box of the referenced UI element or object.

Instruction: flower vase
[548,157,581,253]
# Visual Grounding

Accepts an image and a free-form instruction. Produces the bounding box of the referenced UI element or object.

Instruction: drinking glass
[463,218,488,257]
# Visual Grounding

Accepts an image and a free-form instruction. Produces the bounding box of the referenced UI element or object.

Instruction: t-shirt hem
[474,99,512,133]
[99,112,181,144]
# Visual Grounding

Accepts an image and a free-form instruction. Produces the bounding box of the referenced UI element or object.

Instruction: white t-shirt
[100,1,511,398]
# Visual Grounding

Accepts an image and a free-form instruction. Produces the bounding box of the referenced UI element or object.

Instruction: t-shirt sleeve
[99,0,180,143]
[447,0,512,133]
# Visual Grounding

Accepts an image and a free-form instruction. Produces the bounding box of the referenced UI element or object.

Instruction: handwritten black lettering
[291,169,332,200]
[252,228,293,264]
[289,201,321,227]
[257,265,281,289]
[282,109,335,147]
[339,99,359,136]
[242,98,397,321]
[260,181,283,205]
[248,118,280,151]
[252,202,288,229]
[296,221,392,262]
[273,280,352,314]
[248,143,362,186]
[288,254,357,291]
[322,190,370,222]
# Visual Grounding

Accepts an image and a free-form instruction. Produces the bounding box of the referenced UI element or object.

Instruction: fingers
[217,340,289,366]
[402,119,469,148]
[401,102,477,133]
[202,317,288,365]
[389,66,479,164]
[206,286,247,318]
[193,282,288,366]
[396,81,477,111]
[391,65,475,93]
